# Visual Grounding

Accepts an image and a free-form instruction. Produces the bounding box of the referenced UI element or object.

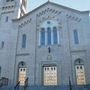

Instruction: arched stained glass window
[22,34,26,48]
[6,16,8,22]
[1,41,4,48]
[39,20,59,46]
[73,30,79,44]
[0,66,1,78]
[41,28,45,45]
[47,27,51,45]
[53,27,58,44]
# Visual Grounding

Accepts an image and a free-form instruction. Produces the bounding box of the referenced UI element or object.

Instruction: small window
[6,16,8,22]
[47,21,50,24]
[47,27,51,45]
[44,68,46,71]
[54,67,56,70]
[53,27,58,44]
[1,77,8,85]
[22,34,26,48]
[80,66,82,69]
[0,41,4,49]
[73,30,79,44]
[23,68,25,71]
[51,67,53,70]
[77,66,79,69]
[0,67,1,77]
[40,28,45,46]
[1,41,4,48]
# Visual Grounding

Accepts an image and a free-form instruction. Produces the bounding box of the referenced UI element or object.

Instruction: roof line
[13,1,89,21]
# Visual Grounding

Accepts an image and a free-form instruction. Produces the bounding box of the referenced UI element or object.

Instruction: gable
[29,1,83,15]
[13,1,89,22]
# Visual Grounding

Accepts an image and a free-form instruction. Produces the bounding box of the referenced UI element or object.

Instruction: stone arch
[18,61,27,68]
[74,58,86,85]
[74,58,84,65]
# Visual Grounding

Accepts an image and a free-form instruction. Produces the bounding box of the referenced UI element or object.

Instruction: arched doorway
[43,65,57,86]
[75,59,86,85]
[18,61,27,86]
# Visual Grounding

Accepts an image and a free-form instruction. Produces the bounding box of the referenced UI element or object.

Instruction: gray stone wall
[0,1,90,86]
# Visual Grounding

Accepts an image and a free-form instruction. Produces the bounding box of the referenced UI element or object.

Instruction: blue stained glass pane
[47,27,51,45]
[1,41,4,48]
[74,30,79,44]
[22,34,26,48]
[53,27,58,44]
[47,21,50,24]
[6,16,8,22]
[0,67,1,77]
[41,28,45,45]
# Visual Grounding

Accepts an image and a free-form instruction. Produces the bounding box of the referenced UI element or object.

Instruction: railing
[69,85,90,90]
[0,84,90,90]
[14,81,20,90]
[24,77,28,90]
[0,77,8,88]
[26,85,90,90]
[22,85,90,90]
[14,78,28,90]
[69,77,72,90]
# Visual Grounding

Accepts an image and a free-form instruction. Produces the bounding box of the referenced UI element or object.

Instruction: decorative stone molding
[19,18,32,28]
[16,53,30,56]
[2,1,15,10]
[37,8,62,17]
[66,14,81,22]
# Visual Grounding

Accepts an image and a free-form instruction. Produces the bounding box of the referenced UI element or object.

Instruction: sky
[27,0,90,12]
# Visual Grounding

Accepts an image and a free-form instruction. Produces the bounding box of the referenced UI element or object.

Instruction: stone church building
[0,0,90,89]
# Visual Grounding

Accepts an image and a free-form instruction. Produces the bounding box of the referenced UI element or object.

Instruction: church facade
[0,0,90,88]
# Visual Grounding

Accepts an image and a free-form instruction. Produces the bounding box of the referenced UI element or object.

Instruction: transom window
[75,59,86,85]
[39,20,59,46]
[43,65,57,86]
